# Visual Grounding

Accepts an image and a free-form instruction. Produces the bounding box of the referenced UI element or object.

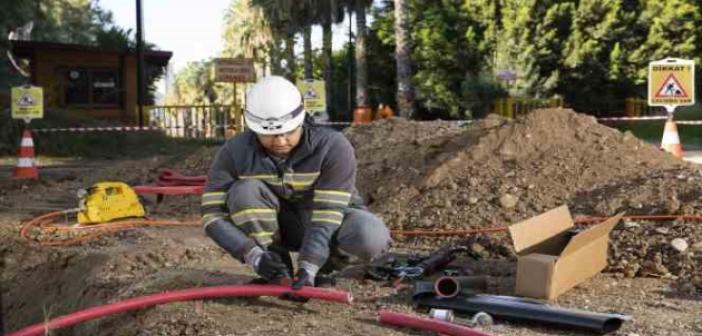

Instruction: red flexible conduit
[9,285,352,336]
[378,310,493,336]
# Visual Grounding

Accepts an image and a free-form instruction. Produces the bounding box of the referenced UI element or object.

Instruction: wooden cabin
[10,40,172,124]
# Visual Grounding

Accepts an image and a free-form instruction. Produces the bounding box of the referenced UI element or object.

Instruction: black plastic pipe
[434,276,488,298]
[413,282,630,334]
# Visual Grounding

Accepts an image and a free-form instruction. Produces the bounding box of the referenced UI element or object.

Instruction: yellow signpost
[11,85,44,121]
[648,58,695,158]
[297,80,328,121]
[648,58,695,112]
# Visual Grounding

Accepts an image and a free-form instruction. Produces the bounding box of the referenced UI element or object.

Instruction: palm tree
[250,0,301,80]
[302,25,313,79]
[298,0,321,80]
[355,0,372,108]
[249,0,347,116]
[394,0,414,117]
[222,0,274,75]
[316,0,346,117]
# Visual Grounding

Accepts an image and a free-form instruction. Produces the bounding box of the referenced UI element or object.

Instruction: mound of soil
[345,109,696,232]
[343,109,702,287]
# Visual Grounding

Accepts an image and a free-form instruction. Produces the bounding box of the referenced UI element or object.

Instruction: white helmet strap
[246,104,304,132]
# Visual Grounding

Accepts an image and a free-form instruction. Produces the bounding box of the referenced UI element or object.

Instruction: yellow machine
[77,182,145,224]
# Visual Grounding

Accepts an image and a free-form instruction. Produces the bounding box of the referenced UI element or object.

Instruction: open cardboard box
[508,205,623,300]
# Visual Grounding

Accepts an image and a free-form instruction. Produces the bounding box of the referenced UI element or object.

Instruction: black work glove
[292,268,315,290]
[255,251,291,282]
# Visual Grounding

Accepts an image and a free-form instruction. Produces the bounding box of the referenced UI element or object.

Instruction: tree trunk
[355,0,368,108]
[270,39,283,76]
[322,20,333,118]
[394,0,414,118]
[284,31,296,81]
[303,25,313,80]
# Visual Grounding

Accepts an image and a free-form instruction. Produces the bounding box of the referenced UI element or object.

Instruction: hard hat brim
[245,109,306,135]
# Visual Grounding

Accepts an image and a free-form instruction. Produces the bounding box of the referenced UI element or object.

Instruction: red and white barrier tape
[32,126,163,133]
[29,123,352,133]
[596,115,668,121]
[315,121,350,125]
[596,116,702,125]
[25,117,702,133]
[675,120,702,125]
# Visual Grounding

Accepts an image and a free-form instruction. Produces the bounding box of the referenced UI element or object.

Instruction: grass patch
[32,131,218,159]
[612,104,702,147]
[1,110,222,158]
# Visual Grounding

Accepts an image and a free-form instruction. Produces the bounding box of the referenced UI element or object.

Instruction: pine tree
[493,1,574,98]
[563,0,640,112]
[629,0,701,85]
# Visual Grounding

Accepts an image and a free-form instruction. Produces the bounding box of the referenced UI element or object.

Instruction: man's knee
[228,179,268,194]
[336,209,391,261]
[227,179,275,209]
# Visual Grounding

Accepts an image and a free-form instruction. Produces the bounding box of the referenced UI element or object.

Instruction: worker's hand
[253,250,291,282]
[292,268,315,290]
[292,268,314,290]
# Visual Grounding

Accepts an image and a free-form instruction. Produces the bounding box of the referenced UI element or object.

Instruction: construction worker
[201,76,391,289]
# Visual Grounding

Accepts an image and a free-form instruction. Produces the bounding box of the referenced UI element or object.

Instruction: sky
[99,0,355,73]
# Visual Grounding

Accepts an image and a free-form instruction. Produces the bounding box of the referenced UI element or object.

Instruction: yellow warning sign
[11,85,44,120]
[297,80,326,113]
[648,58,695,107]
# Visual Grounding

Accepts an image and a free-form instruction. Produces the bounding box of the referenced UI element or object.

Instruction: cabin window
[62,69,120,107]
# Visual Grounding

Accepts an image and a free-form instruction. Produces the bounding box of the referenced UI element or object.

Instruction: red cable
[378,310,493,336]
[9,285,352,336]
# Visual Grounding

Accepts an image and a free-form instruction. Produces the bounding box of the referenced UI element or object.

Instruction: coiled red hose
[9,285,352,336]
[378,310,493,336]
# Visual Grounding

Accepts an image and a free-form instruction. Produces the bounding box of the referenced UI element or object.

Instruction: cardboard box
[508,205,623,300]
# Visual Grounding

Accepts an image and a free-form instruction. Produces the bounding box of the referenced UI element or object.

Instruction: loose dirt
[2,108,702,335]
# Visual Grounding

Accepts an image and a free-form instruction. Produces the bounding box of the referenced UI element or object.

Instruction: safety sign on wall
[11,85,44,121]
[648,58,695,108]
[297,80,327,114]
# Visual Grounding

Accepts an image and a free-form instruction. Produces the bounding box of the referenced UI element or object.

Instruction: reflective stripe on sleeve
[201,192,227,206]
[201,212,228,229]
[311,209,344,225]
[231,208,277,225]
[313,190,351,206]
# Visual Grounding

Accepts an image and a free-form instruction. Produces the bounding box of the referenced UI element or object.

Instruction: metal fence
[147,105,244,140]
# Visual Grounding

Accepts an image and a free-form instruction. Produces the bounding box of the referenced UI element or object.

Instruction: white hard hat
[245,76,305,135]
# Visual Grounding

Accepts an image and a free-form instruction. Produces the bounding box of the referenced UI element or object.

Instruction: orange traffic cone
[661,117,683,158]
[12,129,39,179]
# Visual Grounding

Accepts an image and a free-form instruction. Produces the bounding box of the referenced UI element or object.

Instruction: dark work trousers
[226,179,391,272]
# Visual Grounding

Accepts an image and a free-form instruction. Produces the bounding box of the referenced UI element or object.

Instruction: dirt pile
[344,109,702,287]
[345,109,698,231]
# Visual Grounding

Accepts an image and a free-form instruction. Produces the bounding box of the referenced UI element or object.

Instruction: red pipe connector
[9,285,352,336]
[378,310,493,336]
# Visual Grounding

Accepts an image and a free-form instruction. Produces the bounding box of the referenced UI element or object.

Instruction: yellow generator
[77,182,145,224]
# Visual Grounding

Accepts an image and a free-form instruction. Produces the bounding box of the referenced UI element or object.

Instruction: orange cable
[19,212,702,246]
